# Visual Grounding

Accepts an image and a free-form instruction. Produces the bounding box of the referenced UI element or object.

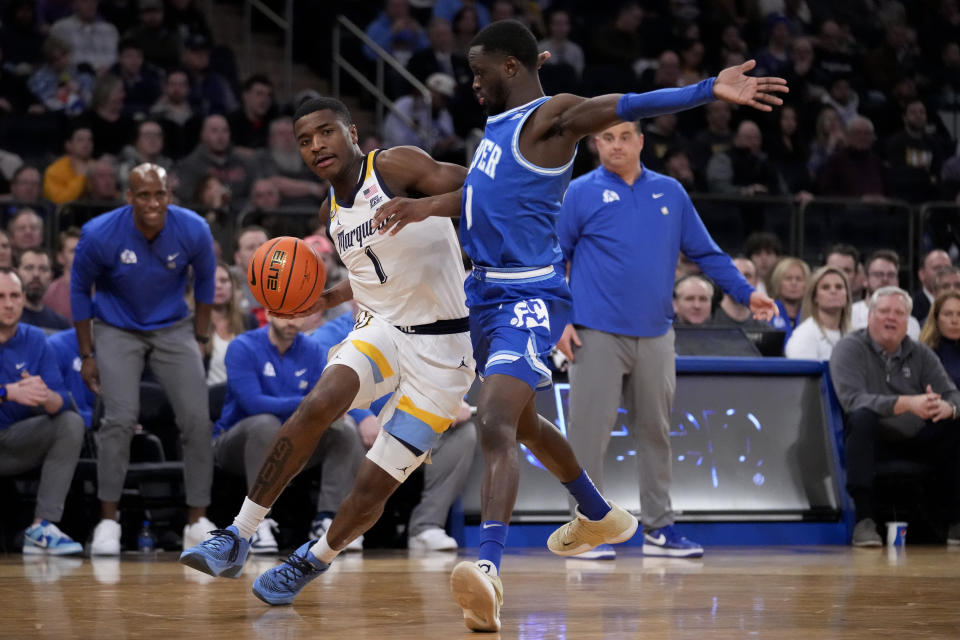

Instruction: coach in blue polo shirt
[71,163,218,556]
[0,268,86,555]
[214,312,363,554]
[556,121,777,560]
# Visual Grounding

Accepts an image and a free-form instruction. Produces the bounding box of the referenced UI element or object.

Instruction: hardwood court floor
[3,546,960,639]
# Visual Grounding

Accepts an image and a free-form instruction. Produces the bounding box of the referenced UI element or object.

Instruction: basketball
[247,236,326,314]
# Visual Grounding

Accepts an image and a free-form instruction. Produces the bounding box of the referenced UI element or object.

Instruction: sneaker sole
[642,544,704,558]
[252,579,297,606]
[47,544,84,556]
[179,551,245,578]
[450,562,500,632]
[852,540,882,547]
[570,550,616,560]
[550,517,639,557]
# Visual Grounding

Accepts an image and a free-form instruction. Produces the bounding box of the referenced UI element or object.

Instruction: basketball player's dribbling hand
[749,291,778,322]
[713,60,789,112]
[557,324,582,362]
[373,198,431,236]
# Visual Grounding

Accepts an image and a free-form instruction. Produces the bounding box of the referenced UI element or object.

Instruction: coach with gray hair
[830,286,960,547]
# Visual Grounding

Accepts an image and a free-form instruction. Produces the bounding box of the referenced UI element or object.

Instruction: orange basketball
[248,236,326,314]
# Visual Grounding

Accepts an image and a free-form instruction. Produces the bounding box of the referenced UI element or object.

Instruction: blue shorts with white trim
[466,265,571,391]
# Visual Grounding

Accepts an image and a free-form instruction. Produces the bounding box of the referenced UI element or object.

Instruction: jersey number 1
[365,247,388,284]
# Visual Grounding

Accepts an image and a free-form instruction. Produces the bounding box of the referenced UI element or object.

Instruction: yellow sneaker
[450,560,503,632]
[547,501,638,556]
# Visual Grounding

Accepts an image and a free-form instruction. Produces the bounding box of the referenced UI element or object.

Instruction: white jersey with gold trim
[329,149,468,326]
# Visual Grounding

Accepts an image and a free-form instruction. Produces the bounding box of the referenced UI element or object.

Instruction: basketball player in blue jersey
[373,20,789,631]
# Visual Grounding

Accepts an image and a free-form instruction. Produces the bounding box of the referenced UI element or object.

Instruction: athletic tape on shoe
[366,430,428,482]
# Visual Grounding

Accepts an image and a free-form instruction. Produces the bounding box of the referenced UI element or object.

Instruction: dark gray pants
[567,327,676,529]
[409,420,477,536]
[0,412,85,521]
[94,319,212,507]
[213,413,364,514]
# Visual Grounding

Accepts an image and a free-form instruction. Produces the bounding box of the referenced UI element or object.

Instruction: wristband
[616,78,716,122]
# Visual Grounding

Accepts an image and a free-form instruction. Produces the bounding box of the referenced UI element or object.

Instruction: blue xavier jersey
[460,96,575,270]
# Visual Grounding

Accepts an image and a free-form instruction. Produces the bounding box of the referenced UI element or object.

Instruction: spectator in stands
[81,73,135,157]
[176,114,253,207]
[866,23,920,97]
[712,257,775,331]
[180,33,236,116]
[50,0,119,73]
[43,125,93,205]
[830,286,960,547]
[212,312,364,554]
[231,225,267,316]
[821,76,859,126]
[28,35,94,115]
[247,178,280,214]
[47,327,95,427]
[0,231,11,268]
[203,262,254,386]
[678,39,708,87]
[783,36,827,106]
[0,1,45,68]
[920,291,960,388]
[662,147,697,191]
[673,274,715,326]
[936,266,960,296]
[191,174,231,254]
[825,243,862,301]
[125,0,181,70]
[707,119,786,196]
[0,166,45,222]
[228,75,275,152]
[807,106,845,182]
[641,115,687,173]
[383,72,463,162]
[0,267,86,555]
[364,0,429,66]
[885,99,947,203]
[813,19,857,83]
[638,50,682,94]
[7,207,44,255]
[765,104,813,197]
[589,1,645,68]
[434,0,490,31]
[110,38,163,118]
[42,227,80,322]
[743,231,782,296]
[118,119,174,189]
[851,249,921,339]
[451,5,480,56]
[913,249,952,323]
[689,100,732,173]
[536,9,584,80]
[785,265,851,360]
[0,43,42,115]
[819,116,885,199]
[754,14,792,78]
[151,67,194,126]
[769,256,810,338]
[407,17,466,84]
[82,156,122,203]
[72,163,217,555]
[252,117,327,207]
[165,0,213,45]
[16,248,70,331]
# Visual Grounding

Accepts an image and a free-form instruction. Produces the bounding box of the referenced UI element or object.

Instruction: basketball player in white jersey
[180,97,477,605]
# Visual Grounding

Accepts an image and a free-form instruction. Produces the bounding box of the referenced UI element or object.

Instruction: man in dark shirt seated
[830,286,960,547]
[16,248,70,332]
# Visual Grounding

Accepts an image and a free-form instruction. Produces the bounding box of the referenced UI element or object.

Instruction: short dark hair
[294,97,352,125]
[743,231,783,257]
[243,73,272,92]
[15,246,52,267]
[825,243,860,265]
[117,37,141,54]
[470,19,538,70]
[58,226,81,252]
[866,248,901,270]
[11,165,39,181]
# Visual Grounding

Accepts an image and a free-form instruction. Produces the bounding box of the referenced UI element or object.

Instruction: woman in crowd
[785,266,852,360]
[204,262,256,386]
[919,290,960,387]
[769,256,811,340]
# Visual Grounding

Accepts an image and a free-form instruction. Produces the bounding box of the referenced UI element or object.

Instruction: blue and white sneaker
[23,521,83,556]
[252,539,330,605]
[642,525,703,558]
[179,525,250,578]
[569,543,616,560]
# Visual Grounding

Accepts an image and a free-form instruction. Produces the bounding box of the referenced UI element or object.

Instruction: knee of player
[476,414,518,452]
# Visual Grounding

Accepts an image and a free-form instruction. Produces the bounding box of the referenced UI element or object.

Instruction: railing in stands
[244,0,293,99]
[331,15,433,143]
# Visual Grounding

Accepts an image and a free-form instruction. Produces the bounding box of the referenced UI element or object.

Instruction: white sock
[309,534,341,564]
[232,497,270,539]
